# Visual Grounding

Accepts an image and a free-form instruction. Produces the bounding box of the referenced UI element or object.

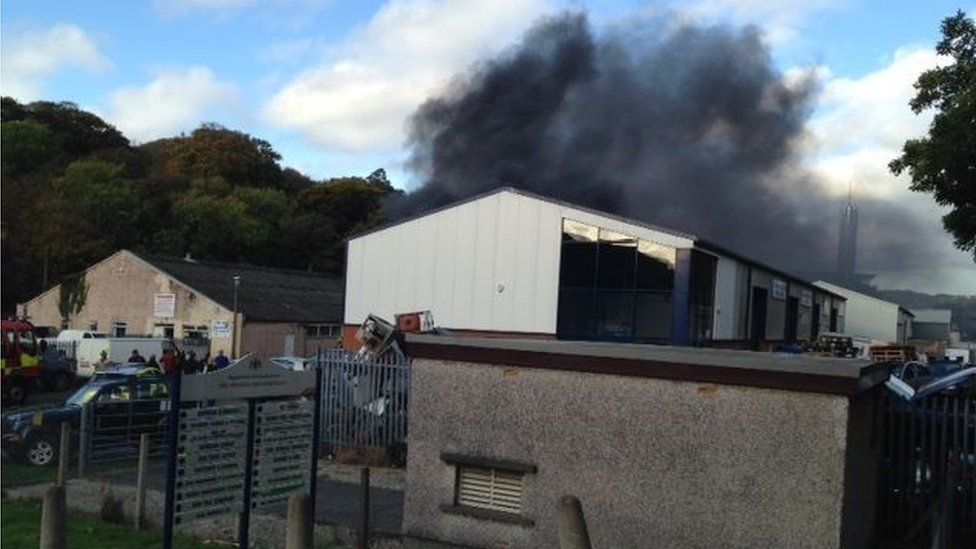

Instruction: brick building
[17,250,343,360]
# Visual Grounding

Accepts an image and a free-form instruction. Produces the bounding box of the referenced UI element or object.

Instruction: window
[557,219,676,343]
[98,384,131,402]
[112,322,128,337]
[457,465,525,514]
[305,324,340,338]
[88,321,98,331]
[154,324,175,338]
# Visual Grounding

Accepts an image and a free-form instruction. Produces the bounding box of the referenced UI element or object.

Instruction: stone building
[17,250,343,360]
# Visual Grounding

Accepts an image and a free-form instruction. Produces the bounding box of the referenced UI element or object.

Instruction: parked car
[1,366,168,466]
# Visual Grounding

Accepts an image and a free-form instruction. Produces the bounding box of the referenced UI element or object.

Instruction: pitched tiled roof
[142,255,343,323]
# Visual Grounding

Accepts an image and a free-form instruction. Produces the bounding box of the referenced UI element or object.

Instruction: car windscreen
[66,384,104,407]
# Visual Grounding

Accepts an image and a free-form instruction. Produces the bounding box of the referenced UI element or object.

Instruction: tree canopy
[890,10,976,259]
[0,97,397,314]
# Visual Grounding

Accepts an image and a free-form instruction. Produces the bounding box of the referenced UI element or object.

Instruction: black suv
[1,366,169,466]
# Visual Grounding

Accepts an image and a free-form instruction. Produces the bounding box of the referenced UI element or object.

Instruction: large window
[557,219,675,342]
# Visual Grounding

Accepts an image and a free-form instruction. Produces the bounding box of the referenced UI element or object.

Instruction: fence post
[40,485,67,549]
[77,404,90,478]
[285,492,313,549]
[557,495,592,549]
[134,433,150,530]
[357,467,370,549]
[57,422,70,487]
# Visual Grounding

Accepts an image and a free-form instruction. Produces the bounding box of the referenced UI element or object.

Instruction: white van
[56,330,107,341]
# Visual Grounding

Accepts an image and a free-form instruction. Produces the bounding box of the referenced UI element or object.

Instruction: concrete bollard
[134,433,150,530]
[556,495,592,549]
[57,422,70,487]
[285,493,313,549]
[40,485,67,549]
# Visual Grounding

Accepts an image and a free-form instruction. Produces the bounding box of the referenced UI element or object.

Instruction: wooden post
[285,493,312,549]
[40,485,67,549]
[57,422,70,487]
[134,433,150,530]
[557,495,592,549]
[357,468,370,549]
[77,404,90,478]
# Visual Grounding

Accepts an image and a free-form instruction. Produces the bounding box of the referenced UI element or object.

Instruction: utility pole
[231,275,241,358]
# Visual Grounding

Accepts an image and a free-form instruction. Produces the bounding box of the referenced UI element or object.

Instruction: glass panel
[557,288,594,337]
[635,240,675,291]
[596,290,634,338]
[597,229,637,289]
[560,220,598,287]
[634,293,672,340]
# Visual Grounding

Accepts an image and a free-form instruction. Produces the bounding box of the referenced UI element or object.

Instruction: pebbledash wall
[401,335,885,549]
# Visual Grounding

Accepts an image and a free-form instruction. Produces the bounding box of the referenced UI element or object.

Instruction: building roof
[813,281,915,316]
[912,309,952,324]
[142,255,343,323]
[354,186,844,300]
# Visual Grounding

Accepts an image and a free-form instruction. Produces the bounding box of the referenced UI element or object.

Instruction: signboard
[179,355,316,402]
[212,320,231,339]
[771,280,787,301]
[154,293,176,317]
[163,353,320,549]
[174,404,248,524]
[251,401,315,509]
[800,290,813,308]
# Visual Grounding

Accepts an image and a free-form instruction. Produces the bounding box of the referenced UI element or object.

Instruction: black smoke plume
[389,13,938,274]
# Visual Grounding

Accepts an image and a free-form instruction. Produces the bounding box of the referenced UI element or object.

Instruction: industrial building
[17,250,343,360]
[814,281,913,344]
[344,188,845,349]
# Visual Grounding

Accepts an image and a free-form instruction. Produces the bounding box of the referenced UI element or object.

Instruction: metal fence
[82,398,169,464]
[877,390,976,547]
[43,339,77,360]
[319,349,411,464]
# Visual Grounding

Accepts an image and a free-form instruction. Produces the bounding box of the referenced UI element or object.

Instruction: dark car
[1,366,169,467]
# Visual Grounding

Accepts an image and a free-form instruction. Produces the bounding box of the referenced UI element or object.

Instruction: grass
[1,499,212,549]
[1,458,145,489]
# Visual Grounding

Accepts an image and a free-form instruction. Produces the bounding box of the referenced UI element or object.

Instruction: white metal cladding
[457,465,525,514]
[815,281,900,343]
[344,190,695,333]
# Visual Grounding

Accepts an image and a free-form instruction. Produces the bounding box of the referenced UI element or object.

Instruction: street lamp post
[231,275,241,358]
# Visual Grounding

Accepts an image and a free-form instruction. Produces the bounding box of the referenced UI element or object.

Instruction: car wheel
[26,436,58,467]
[7,384,27,406]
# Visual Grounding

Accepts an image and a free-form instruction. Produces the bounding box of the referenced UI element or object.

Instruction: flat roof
[405,334,884,396]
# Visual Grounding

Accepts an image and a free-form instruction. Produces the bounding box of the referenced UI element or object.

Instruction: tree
[165,124,283,188]
[890,10,976,259]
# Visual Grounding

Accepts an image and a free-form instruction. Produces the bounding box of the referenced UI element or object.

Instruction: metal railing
[876,390,976,546]
[82,399,169,464]
[42,339,78,360]
[319,349,410,464]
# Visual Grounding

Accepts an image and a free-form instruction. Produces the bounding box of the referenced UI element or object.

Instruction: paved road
[95,462,404,534]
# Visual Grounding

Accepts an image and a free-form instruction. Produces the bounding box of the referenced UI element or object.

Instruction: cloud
[681,0,841,44]
[106,66,238,142]
[807,47,942,199]
[0,23,110,100]
[262,0,551,153]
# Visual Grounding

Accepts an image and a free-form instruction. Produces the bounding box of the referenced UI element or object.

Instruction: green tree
[1,120,63,176]
[890,10,976,259]
[165,124,283,188]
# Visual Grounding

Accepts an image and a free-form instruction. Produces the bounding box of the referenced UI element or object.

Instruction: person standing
[213,349,230,370]
[129,349,146,363]
[161,349,180,375]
